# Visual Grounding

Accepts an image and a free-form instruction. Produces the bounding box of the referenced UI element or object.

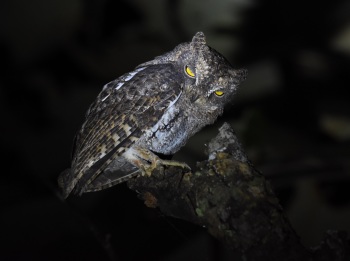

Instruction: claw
[123,147,191,177]
[156,159,191,171]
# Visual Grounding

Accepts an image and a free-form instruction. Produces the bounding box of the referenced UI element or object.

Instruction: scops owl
[59,32,247,198]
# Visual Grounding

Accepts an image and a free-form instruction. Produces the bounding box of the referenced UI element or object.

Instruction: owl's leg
[123,147,190,177]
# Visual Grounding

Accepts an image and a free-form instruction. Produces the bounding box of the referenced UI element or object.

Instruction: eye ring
[214,90,224,97]
[185,65,195,78]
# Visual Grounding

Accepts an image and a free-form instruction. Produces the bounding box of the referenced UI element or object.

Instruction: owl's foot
[124,147,190,177]
[152,159,191,176]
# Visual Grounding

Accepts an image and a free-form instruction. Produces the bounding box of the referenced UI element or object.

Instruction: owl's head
[138,32,247,116]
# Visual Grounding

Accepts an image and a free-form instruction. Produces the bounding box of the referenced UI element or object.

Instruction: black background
[1,0,350,260]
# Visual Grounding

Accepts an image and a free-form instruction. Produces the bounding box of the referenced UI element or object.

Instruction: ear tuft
[192,32,206,50]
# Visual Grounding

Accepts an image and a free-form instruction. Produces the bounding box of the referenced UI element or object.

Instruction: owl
[58,32,247,198]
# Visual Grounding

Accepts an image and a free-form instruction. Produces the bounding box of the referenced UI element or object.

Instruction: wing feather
[59,64,182,197]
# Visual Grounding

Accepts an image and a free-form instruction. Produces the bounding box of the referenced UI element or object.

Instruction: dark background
[1,0,350,260]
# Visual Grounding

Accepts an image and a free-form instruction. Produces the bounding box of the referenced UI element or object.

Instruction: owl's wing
[59,64,182,197]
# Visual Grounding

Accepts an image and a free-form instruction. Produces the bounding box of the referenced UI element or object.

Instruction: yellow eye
[185,65,195,78]
[214,90,224,97]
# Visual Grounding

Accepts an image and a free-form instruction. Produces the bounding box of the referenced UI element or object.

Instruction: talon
[124,147,191,177]
[159,159,191,171]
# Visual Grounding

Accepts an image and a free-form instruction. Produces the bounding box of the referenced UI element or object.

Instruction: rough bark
[127,123,349,260]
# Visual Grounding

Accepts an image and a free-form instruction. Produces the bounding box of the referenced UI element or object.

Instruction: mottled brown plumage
[58,32,247,198]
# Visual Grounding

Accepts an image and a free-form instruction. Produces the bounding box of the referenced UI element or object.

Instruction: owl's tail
[57,168,74,199]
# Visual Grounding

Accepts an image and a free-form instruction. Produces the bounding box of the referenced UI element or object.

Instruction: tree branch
[127,123,349,260]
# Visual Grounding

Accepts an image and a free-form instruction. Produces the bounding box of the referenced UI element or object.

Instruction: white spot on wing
[86,160,95,168]
[114,67,147,91]
[127,67,146,81]
[100,144,107,158]
[125,71,137,81]
[115,82,124,90]
[101,94,110,102]
[122,124,132,136]
[112,133,120,143]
